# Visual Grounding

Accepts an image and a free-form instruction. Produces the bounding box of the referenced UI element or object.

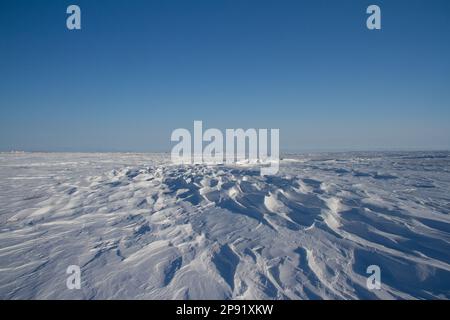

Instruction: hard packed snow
[0,152,449,299]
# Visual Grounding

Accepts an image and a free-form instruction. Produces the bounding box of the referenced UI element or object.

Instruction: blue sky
[1,0,449,152]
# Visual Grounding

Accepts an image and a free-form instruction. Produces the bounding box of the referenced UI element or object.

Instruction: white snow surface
[0,152,449,299]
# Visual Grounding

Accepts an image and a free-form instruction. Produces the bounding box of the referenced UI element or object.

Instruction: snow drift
[0,152,449,299]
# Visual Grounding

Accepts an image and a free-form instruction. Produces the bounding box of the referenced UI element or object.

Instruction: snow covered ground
[0,152,449,299]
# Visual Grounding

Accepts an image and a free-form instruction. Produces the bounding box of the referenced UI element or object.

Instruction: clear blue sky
[1,0,449,152]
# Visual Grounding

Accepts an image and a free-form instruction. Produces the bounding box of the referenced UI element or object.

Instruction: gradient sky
[1,0,449,152]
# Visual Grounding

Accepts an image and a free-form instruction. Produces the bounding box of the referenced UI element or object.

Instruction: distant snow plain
[0,152,449,299]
